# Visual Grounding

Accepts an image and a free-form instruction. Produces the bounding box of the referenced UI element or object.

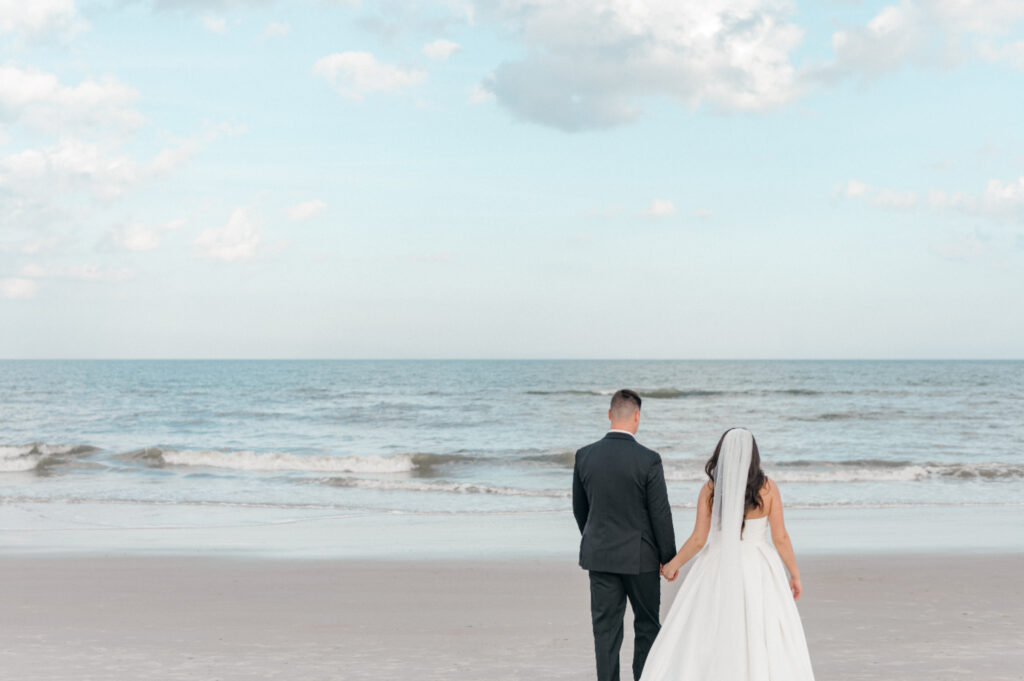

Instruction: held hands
[789,575,802,600]
[660,559,681,582]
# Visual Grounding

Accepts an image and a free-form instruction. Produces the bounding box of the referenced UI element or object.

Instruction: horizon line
[1,357,1021,362]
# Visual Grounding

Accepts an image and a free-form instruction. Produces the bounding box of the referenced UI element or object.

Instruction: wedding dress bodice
[740,515,769,544]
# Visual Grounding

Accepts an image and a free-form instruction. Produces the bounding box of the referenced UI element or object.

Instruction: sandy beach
[1,552,1021,680]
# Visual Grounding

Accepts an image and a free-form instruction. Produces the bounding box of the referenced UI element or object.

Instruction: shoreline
[1,553,1021,680]
[4,501,1023,559]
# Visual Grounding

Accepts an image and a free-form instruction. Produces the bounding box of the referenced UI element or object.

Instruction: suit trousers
[588,570,661,681]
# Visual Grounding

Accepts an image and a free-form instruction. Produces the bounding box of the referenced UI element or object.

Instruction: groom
[573,389,676,681]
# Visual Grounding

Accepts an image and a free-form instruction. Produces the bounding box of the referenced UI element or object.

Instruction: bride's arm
[662,482,712,581]
[766,479,803,600]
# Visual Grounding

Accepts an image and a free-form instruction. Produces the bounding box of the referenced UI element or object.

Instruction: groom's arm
[572,452,588,534]
[646,455,676,564]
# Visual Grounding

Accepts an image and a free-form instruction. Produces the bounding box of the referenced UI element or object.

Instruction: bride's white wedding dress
[640,430,815,681]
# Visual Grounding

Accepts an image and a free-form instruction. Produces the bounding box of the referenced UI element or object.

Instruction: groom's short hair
[609,389,642,419]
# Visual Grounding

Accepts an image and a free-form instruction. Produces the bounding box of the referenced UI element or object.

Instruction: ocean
[2,360,1022,557]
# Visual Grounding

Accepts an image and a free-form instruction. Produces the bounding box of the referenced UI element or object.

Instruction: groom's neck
[609,421,639,434]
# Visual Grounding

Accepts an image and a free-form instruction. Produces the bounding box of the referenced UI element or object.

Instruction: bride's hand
[789,576,802,600]
[662,560,680,582]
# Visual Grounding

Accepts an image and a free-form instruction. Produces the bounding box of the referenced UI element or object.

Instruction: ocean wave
[664,459,1024,483]
[526,389,616,396]
[518,451,576,468]
[644,389,733,399]
[118,448,474,475]
[4,491,1021,514]
[527,388,730,399]
[790,411,892,422]
[668,499,1024,511]
[526,388,827,399]
[318,476,569,498]
[0,443,99,473]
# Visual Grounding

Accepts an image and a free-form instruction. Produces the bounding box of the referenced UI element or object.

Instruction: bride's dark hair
[704,428,766,530]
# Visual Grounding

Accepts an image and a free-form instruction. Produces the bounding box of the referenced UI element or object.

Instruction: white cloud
[0,67,240,243]
[840,175,1024,222]
[474,0,804,131]
[313,51,426,100]
[20,263,133,282]
[287,199,328,222]
[0,0,85,39]
[201,14,226,34]
[978,39,1024,69]
[926,0,1024,35]
[0,124,245,206]
[839,179,916,210]
[645,199,677,217]
[104,222,158,251]
[192,207,263,262]
[872,188,919,210]
[0,277,38,298]
[147,123,247,178]
[0,139,139,199]
[812,0,1024,82]
[981,177,1024,214]
[102,219,185,252]
[147,141,202,178]
[929,176,1024,219]
[0,63,239,251]
[0,65,143,134]
[423,39,460,60]
[843,179,870,198]
[469,82,495,104]
[349,0,472,41]
[262,21,290,38]
[818,0,926,80]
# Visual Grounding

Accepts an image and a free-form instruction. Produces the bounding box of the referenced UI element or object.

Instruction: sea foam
[664,460,1024,483]
[319,476,568,497]
[123,448,420,474]
[0,444,98,473]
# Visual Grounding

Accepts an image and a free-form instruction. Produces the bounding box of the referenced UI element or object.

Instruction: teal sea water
[2,360,1022,556]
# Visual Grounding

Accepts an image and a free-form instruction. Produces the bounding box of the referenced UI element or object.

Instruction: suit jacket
[572,432,676,574]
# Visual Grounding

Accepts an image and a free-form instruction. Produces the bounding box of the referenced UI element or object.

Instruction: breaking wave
[790,412,892,422]
[0,443,99,473]
[118,448,474,475]
[526,388,829,399]
[518,451,576,468]
[663,459,1024,483]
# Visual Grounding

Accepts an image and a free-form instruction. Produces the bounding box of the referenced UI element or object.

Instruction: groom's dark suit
[573,431,676,681]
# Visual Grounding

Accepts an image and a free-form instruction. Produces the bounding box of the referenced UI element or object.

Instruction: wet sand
[1,553,1021,680]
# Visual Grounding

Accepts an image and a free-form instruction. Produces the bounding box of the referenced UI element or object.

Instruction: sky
[1,0,1022,359]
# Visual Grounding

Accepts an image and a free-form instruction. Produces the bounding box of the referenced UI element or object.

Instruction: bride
[640,428,815,681]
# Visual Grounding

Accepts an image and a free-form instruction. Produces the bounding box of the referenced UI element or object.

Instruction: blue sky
[1,0,1022,358]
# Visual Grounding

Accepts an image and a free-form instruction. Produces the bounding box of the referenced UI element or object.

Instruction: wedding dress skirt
[639,516,815,681]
